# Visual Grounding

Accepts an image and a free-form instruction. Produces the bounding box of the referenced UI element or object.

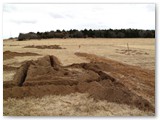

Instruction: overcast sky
[3,4,155,38]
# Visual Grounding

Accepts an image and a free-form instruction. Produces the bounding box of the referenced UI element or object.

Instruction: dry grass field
[3,38,155,116]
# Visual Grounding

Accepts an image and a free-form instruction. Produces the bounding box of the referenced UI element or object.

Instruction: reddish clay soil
[3,51,40,60]
[3,54,155,112]
[23,45,65,49]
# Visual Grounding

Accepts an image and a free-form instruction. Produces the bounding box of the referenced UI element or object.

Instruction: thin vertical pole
[127,43,129,54]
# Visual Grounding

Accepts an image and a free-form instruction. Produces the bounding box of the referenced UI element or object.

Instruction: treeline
[18,29,155,40]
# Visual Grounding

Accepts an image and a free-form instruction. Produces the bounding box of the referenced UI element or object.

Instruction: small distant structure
[79,45,81,49]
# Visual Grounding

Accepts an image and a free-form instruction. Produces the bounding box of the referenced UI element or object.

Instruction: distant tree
[138,30,147,38]
[48,31,55,38]
[62,29,66,33]
[54,32,65,38]
[108,31,117,38]
[56,30,61,33]
[17,29,155,40]
[117,32,125,38]
[72,31,84,38]
[88,29,94,37]
[18,33,25,41]
[82,29,88,38]
[145,30,155,38]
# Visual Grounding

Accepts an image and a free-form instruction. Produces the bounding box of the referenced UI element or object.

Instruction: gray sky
[3,4,155,38]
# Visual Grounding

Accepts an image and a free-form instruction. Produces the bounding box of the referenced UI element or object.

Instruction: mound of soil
[23,45,65,49]
[3,65,18,71]
[3,51,40,60]
[4,55,154,112]
[74,52,155,99]
[115,49,149,55]
[3,44,19,46]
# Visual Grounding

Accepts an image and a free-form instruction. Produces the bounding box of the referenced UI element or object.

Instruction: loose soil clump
[23,45,65,49]
[3,51,40,60]
[4,55,154,112]
[115,49,149,55]
[3,65,18,71]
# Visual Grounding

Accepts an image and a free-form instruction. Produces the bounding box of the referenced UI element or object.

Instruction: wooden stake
[127,43,129,54]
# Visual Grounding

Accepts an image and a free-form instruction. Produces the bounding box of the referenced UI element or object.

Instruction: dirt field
[3,38,155,116]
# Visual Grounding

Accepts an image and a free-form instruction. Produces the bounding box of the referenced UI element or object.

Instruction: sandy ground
[3,38,155,116]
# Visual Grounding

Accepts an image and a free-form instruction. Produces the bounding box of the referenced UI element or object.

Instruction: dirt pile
[115,49,149,55]
[23,45,65,49]
[74,52,155,99]
[3,51,40,60]
[3,65,18,71]
[4,55,154,112]
[3,44,19,46]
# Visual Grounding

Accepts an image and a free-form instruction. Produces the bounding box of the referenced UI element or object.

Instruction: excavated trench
[3,55,154,112]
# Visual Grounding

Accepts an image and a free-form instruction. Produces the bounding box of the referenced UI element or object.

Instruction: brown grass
[3,93,154,116]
